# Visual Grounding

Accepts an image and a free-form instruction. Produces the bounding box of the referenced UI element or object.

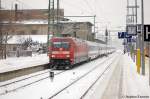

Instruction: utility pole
[0,0,2,59]
[56,0,60,37]
[15,3,18,21]
[134,0,141,74]
[126,0,135,56]
[105,28,108,56]
[149,42,150,85]
[135,0,139,49]
[94,15,96,34]
[0,0,1,9]
[0,0,4,59]
[47,0,50,55]
[47,0,55,53]
[141,0,145,75]
[126,0,139,61]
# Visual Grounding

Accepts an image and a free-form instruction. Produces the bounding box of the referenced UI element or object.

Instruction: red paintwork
[49,37,88,65]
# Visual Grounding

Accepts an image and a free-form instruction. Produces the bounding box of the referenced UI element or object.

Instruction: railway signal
[49,71,54,82]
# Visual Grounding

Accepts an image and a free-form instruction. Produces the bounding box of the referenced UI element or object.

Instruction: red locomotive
[49,37,114,69]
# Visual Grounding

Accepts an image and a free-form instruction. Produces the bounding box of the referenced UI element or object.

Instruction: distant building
[60,22,94,41]
[0,9,65,35]
[0,9,94,41]
[0,9,95,58]
[0,9,64,21]
[1,21,94,41]
[0,9,65,58]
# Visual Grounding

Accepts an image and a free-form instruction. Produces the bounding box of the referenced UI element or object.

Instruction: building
[0,9,64,21]
[0,9,95,58]
[60,22,94,41]
[1,21,94,41]
[0,9,94,40]
[0,9,65,35]
[0,9,65,58]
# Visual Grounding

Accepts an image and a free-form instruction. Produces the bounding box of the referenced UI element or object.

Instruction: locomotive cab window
[52,42,70,49]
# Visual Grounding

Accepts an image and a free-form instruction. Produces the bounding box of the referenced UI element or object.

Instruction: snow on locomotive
[49,37,114,69]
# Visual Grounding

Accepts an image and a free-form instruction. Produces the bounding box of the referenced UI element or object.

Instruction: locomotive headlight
[51,55,55,58]
[66,55,70,58]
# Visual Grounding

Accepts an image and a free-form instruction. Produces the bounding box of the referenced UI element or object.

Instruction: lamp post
[141,0,145,75]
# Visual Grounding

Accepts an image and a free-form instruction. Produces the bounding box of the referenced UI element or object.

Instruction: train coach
[49,37,114,69]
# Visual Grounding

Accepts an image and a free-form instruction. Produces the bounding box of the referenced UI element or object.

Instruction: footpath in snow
[121,54,150,99]
[101,53,150,99]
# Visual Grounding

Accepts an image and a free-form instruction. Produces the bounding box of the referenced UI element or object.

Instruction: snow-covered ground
[0,51,120,99]
[1,50,149,99]
[121,54,150,99]
[145,57,150,79]
[100,53,150,99]
[0,54,49,73]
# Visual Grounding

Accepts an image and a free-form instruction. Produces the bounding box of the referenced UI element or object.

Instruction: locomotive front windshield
[53,42,69,49]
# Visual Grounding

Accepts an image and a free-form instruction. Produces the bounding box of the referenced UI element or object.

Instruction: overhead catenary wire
[60,0,94,15]
[83,0,95,15]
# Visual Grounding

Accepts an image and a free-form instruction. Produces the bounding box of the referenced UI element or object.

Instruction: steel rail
[80,55,120,99]
[0,66,50,87]
[0,70,66,95]
[0,53,116,96]
[48,54,117,99]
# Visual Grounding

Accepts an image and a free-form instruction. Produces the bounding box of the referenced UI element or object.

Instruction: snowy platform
[0,54,49,81]
[0,54,49,73]
[100,54,150,99]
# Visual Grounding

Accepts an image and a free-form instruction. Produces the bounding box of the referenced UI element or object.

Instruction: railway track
[48,53,119,99]
[80,54,120,99]
[0,69,67,95]
[0,52,117,97]
[0,69,51,87]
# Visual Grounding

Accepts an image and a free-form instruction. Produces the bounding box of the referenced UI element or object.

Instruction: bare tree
[21,37,33,50]
[4,33,13,58]
[0,31,13,59]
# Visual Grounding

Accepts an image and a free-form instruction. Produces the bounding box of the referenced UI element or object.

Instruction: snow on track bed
[50,52,120,99]
[0,51,120,99]
[0,69,66,95]
[0,53,115,95]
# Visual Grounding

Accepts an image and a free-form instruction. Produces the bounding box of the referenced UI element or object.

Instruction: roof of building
[94,39,106,44]
[1,20,93,26]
